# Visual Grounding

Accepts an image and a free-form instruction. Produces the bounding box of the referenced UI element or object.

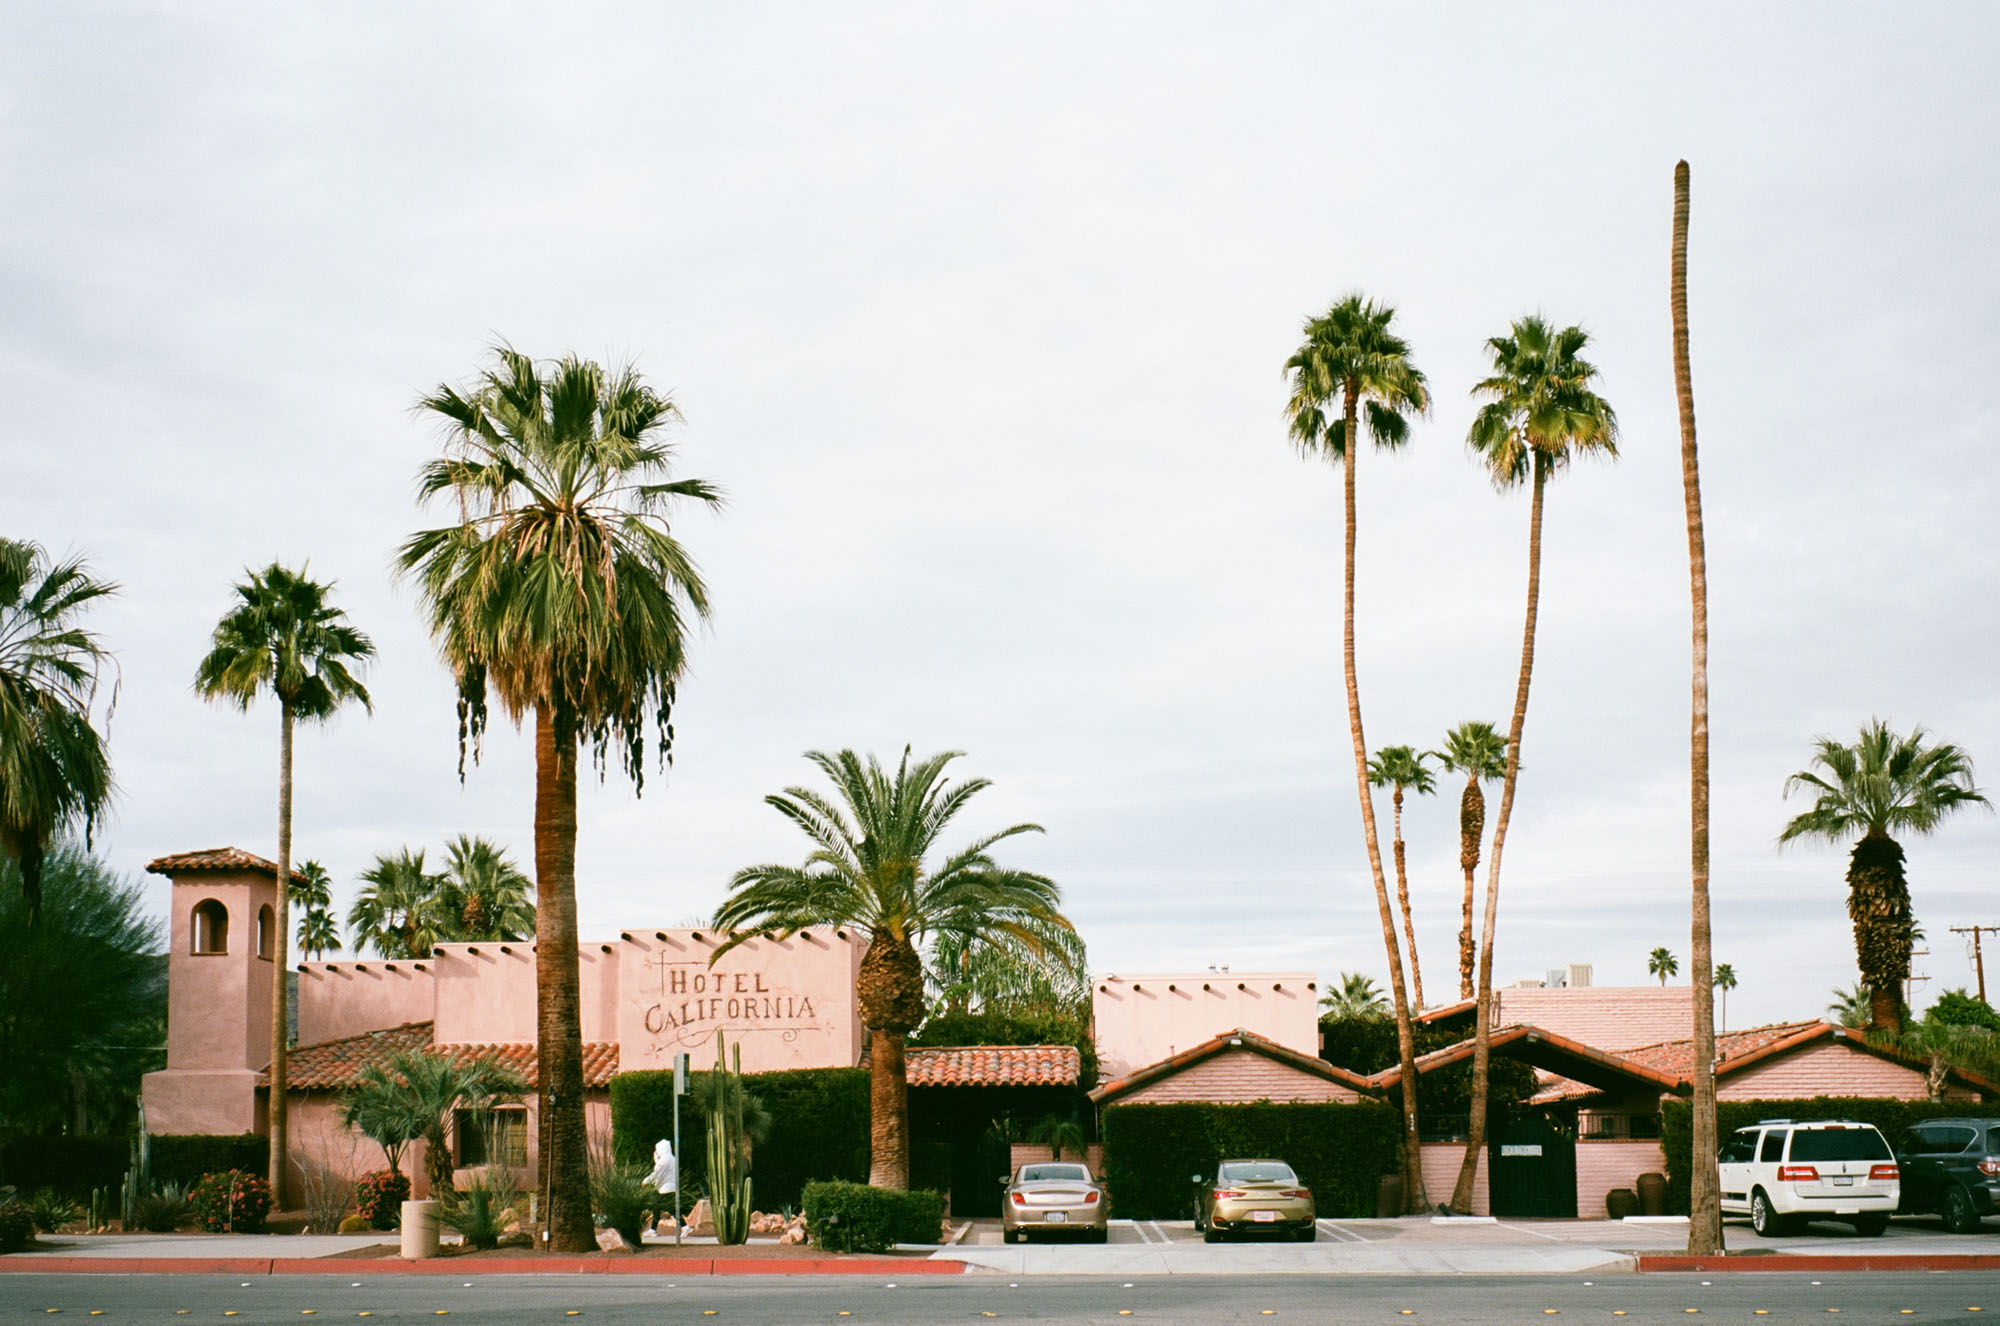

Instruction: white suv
[1718,1118,1900,1236]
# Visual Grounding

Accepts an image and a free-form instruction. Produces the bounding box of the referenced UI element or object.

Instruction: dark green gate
[1488,1112,1576,1218]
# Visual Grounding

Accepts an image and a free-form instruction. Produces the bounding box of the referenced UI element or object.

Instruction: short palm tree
[195,562,374,1207]
[1368,745,1437,1009]
[343,1048,527,1197]
[1648,947,1680,985]
[713,747,1070,1190]
[1318,971,1390,1021]
[439,835,535,941]
[291,860,340,959]
[400,345,719,1251]
[1284,293,1431,1211]
[0,538,117,923]
[1431,721,1506,1001]
[1828,982,1872,1029]
[349,848,447,959]
[1713,963,1737,1033]
[1453,315,1617,1214]
[1780,720,1987,1033]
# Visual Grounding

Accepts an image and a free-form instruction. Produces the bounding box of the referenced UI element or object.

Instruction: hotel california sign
[615,928,865,1073]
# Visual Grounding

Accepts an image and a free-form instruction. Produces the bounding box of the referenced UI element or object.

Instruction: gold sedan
[1194,1159,1316,1242]
[1000,1161,1110,1243]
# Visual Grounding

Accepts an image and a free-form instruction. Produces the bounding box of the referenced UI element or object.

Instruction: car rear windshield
[1220,1162,1298,1183]
[1020,1165,1090,1182]
[1790,1128,1890,1162]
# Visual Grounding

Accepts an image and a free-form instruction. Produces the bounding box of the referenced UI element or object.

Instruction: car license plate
[1043,1211,1066,1222]
[1832,1176,1854,1187]
[1252,1210,1277,1222]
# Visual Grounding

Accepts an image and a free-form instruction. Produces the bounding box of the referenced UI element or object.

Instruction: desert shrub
[590,1158,656,1248]
[187,1169,271,1233]
[29,1188,80,1233]
[133,1181,191,1233]
[0,1197,35,1252]
[801,1180,944,1253]
[441,1168,518,1251]
[297,1158,354,1235]
[353,1170,410,1230]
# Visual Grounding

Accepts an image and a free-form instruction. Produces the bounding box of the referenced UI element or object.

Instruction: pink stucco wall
[298,961,434,1046]
[1094,973,1318,1082]
[614,929,865,1074]
[164,871,276,1072]
[1719,1040,1972,1101]
[1576,1138,1667,1219]
[1419,1142,1488,1215]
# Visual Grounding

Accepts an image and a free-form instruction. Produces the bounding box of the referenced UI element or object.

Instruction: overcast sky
[5,3,1996,1034]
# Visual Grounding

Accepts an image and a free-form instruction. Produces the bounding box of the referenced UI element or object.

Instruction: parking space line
[1317,1220,1365,1243]
[1145,1222,1172,1246]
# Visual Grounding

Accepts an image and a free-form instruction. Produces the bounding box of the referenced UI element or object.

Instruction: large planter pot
[1606,1188,1639,1220]
[399,1200,439,1260]
[1636,1172,1668,1217]
[1375,1173,1404,1218]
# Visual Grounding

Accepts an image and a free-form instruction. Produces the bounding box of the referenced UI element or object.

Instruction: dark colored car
[1193,1159,1316,1242]
[1894,1119,2000,1233]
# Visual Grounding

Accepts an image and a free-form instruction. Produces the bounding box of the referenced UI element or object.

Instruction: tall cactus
[705,1033,752,1245]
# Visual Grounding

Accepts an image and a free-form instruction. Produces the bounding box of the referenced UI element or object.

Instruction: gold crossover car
[1000,1161,1110,1243]
[1194,1159,1316,1242]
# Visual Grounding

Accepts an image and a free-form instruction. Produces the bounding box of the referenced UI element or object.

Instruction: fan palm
[1648,947,1680,985]
[1431,721,1506,1001]
[439,834,535,941]
[1318,971,1390,1021]
[1713,963,1737,1033]
[1368,746,1437,1009]
[713,747,1070,1190]
[195,563,373,1206]
[0,538,117,923]
[399,344,719,1250]
[1283,293,1431,1211]
[342,1048,527,1197]
[1828,982,1872,1029]
[349,849,447,960]
[291,860,340,959]
[1452,315,1618,1214]
[1780,719,1987,1033]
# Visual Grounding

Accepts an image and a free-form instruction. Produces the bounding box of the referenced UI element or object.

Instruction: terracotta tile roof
[1090,1028,1374,1106]
[901,1045,1081,1088]
[1619,1019,1828,1080]
[278,1021,618,1091]
[147,846,279,878]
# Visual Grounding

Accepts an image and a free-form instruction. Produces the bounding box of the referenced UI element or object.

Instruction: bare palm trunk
[867,1031,909,1190]
[534,702,593,1252]
[1457,777,1484,1000]
[1452,460,1545,1213]
[269,702,293,1209]
[1392,786,1425,1010]
[1338,382,1427,1213]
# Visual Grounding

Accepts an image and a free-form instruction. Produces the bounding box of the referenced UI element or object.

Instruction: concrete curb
[0,1256,964,1277]
[1639,1254,2000,1273]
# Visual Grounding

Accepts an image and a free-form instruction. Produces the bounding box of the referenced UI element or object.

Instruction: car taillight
[1981,1158,2000,1177]
[1084,1191,1100,1204]
[1010,1191,1026,1206]
[1871,1164,1900,1181]
[1213,1189,1245,1200]
[1777,1165,1819,1182]
[1281,1189,1311,1199]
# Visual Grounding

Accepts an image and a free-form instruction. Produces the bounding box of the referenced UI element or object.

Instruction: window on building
[257,905,275,959]
[192,899,229,954]
[457,1107,528,1169]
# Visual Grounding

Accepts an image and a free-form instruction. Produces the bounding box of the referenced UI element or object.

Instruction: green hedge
[611,1067,869,1211]
[1661,1098,2000,1214]
[148,1134,266,1190]
[801,1180,945,1252]
[1102,1101,1400,1219]
[0,1136,130,1198]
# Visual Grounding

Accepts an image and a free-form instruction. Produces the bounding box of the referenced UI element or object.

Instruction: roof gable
[1090,1028,1373,1106]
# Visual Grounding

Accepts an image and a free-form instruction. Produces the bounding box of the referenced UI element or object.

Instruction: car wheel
[1092,1227,1109,1244]
[1945,1186,1983,1235]
[1004,1228,1020,1245]
[1295,1225,1317,1243]
[1750,1189,1789,1238]
[1852,1214,1888,1237]
[1203,1225,1223,1244]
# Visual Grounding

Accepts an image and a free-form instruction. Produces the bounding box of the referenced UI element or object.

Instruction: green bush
[148,1134,266,1190]
[1930,990,2000,1032]
[1101,1101,1400,1219]
[133,1181,191,1233]
[913,1007,1100,1088]
[0,1197,35,1252]
[0,1136,129,1198]
[611,1066,869,1211]
[1661,1097,2000,1214]
[187,1169,271,1233]
[801,1180,944,1252]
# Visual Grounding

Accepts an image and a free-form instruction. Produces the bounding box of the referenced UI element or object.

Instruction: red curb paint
[2,1255,963,1277]
[1639,1254,2000,1273]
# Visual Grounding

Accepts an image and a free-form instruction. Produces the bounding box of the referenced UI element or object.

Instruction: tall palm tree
[291,859,340,959]
[195,563,374,1208]
[1672,159,1724,1257]
[1318,971,1390,1021]
[343,1048,527,1197]
[0,538,117,923]
[1431,721,1506,1000]
[1713,963,1737,1034]
[1283,293,1431,1211]
[1780,720,1987,1033]
[712,747,1069,1190]
[349,848,448,960]
[399,345,720,1251]
[1368,745,1438,1009]
[439,834,535,941]
[1648,947,1680,985]
[1452,315,1618,1214]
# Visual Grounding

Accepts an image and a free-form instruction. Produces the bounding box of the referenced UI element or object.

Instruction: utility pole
[1949,925,2000,1004]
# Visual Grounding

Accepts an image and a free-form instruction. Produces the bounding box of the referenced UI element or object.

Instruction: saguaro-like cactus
[706,1033,753,1245]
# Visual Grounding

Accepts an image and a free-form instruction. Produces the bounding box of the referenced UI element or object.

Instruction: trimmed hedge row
[149,1134,267,1190]
[1101,1101,1400,1219]
[0,1136,130,1198]
[611,1067,869,1211]
[1661,1097,2000,1214]
[801,1180,944,1252]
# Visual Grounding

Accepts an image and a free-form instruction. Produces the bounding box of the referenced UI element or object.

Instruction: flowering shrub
[188,1170,272,1233]
[0,1197,35,1252]
[354,1169,411,1230]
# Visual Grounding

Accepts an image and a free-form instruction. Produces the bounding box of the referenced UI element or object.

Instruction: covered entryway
[1488,1111,1577,1217]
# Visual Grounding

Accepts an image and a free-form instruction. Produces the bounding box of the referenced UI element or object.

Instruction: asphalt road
[9,1273,2000,1325]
